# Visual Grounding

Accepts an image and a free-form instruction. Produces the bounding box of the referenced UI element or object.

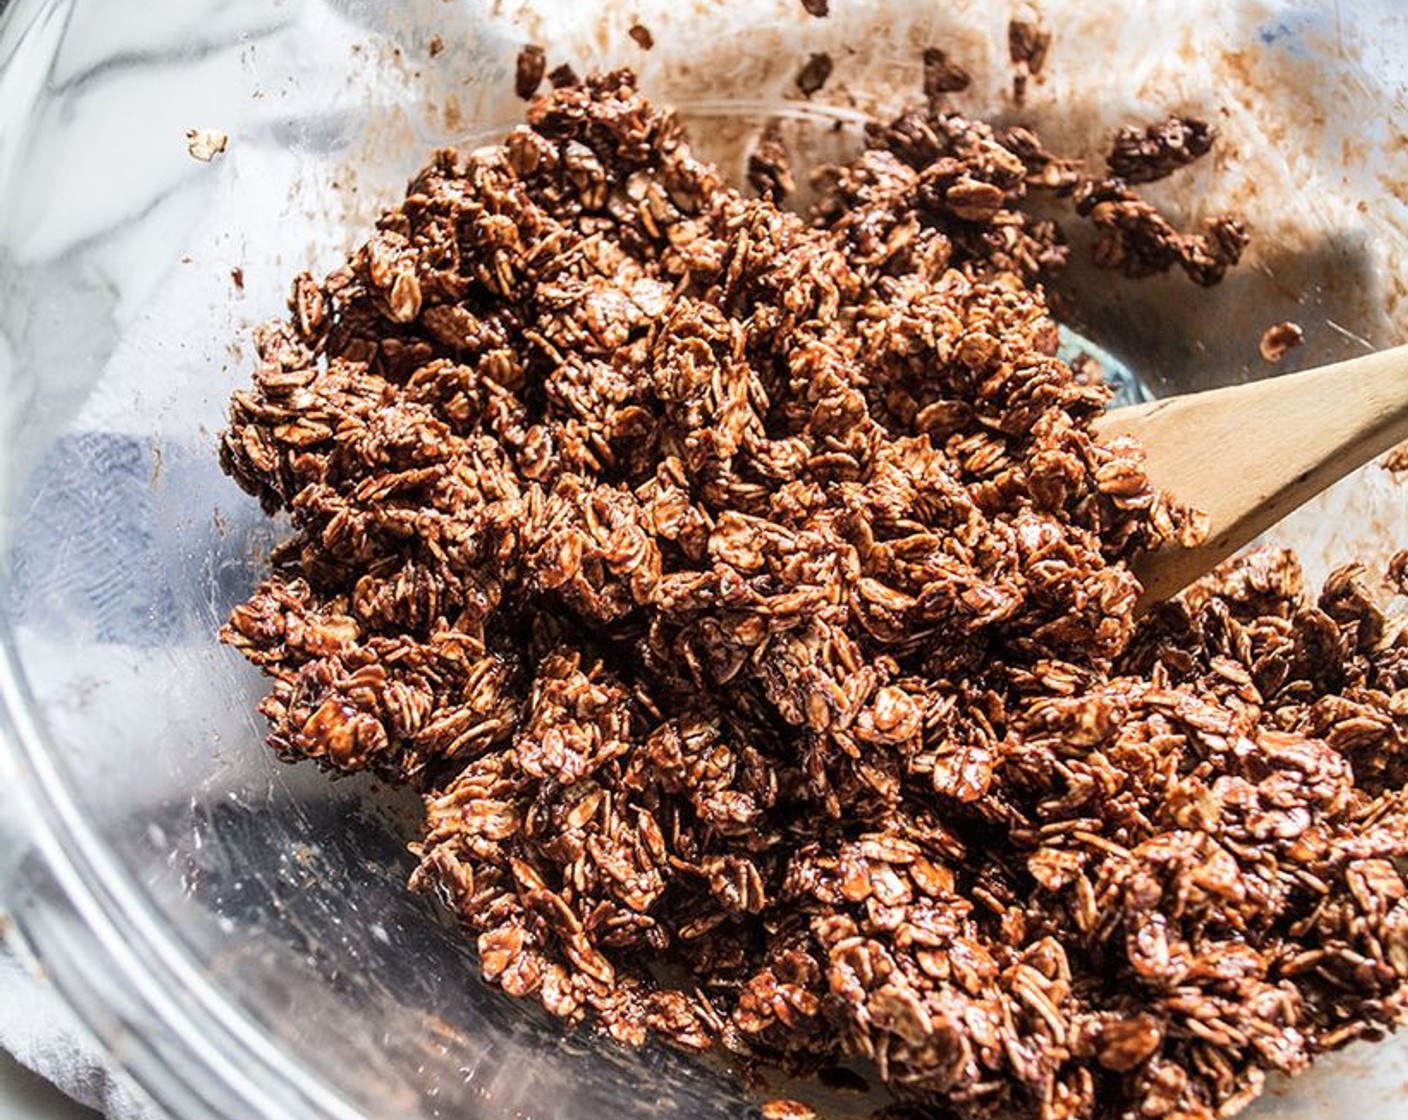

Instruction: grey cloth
[0,934,162,1120]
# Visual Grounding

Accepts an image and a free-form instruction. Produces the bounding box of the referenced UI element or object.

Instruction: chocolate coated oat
[220,69,1408,1120]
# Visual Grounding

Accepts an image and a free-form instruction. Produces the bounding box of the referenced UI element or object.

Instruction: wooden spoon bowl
[1093,346,1408,605]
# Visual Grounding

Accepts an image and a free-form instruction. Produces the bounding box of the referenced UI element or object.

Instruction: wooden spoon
[1093,344,1408,606]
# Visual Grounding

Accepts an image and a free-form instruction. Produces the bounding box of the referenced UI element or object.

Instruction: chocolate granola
[220,67,1408,1120]
[1107,116,1218,185]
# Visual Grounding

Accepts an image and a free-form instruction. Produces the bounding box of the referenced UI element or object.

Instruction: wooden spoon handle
[1094,344,1408,605]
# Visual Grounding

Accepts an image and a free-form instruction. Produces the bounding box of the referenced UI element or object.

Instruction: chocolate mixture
[220,67,1408,1120]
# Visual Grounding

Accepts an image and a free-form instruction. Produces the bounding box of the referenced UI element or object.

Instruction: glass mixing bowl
[1,1,1406,1117]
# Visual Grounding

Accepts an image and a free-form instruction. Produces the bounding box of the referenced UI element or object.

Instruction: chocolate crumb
[1008,10,1051,105]
[1259,320,1305,363]
[548,62,579,89]
[1009,12,1052,73]
[922,47,971,106]
[428,35,445,58]
[515,44,546,99]
[796,52,833,96]
[230,266,245,292]
[800,0,829,16]
[629,23,654,50]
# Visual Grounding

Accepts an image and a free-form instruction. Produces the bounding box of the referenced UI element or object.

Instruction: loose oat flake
[186,127,228,162]
[220,65,1408,1120]
[1258,320,1305,364]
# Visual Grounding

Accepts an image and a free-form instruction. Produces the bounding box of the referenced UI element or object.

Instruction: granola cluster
[220,69,1408,1120]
